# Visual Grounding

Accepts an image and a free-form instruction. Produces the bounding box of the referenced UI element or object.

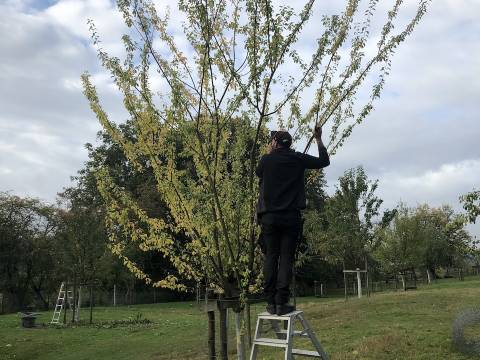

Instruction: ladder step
[258,310,303,320]
[254,339,287,348]
[292,349,321,358]
[255,337,288,344]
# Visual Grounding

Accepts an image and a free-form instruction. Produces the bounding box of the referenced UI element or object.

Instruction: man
[256,126,330,315]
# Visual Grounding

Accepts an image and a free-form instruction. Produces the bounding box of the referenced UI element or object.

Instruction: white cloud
[0,167,13,175]
[44,0,126,53]
[375,159,480,240]
[378,159,480,207]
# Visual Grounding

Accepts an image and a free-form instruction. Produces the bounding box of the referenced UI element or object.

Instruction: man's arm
[298,126,330,169]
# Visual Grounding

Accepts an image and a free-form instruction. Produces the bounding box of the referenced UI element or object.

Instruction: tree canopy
[82,0,430,297]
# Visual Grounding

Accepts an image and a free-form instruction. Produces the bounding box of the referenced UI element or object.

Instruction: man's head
[270,130,292,149]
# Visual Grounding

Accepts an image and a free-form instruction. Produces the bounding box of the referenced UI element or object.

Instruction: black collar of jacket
[271,147,294,153]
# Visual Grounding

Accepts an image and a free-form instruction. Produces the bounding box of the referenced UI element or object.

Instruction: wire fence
[1,267,479,315]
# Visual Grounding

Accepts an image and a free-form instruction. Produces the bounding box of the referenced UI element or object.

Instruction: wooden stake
[208,311,216,360]
[219,306,228,360]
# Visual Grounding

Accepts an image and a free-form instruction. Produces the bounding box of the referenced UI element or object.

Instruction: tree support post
[219,306,228,360]
[207,311,216,360]
[344,268,367,299]
[356,270,362,299]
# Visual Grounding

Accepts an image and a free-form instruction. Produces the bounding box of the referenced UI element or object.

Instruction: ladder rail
[298,314,329,360]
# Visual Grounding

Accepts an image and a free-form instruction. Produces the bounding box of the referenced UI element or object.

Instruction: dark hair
[270,130,292,148]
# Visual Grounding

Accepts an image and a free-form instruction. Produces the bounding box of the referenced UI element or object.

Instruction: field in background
[1,277,479,360]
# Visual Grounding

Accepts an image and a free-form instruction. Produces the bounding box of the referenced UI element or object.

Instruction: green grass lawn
[1,277,479,360]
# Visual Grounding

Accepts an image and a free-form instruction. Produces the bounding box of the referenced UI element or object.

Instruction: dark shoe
[266,303,276,315]
[276,303,295,316]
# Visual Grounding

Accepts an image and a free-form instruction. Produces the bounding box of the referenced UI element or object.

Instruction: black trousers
[261,218,300,305]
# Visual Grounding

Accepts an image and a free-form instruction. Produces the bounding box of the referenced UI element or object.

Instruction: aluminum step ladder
[250,310,329,360]
[51,282,78,324]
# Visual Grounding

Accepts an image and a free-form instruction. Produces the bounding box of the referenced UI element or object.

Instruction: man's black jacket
[256,146,330,218]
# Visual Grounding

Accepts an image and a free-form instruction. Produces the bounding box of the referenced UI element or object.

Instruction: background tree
[0,193,59,310]
[54,204,106,288]
[375,204,474,284]
[59,122,187,297]
[414,205,450,283]
[305,167,382,270]
[460,189,480,224]
[374,205,423,284]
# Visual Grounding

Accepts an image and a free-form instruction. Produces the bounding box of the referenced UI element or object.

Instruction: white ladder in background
[250,310,329,360]
[51,282,78,324]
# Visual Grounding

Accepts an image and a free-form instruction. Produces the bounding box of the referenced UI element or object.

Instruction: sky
[0,0,479,238]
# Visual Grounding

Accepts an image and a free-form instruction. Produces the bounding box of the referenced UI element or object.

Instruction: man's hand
[314,125,327,150]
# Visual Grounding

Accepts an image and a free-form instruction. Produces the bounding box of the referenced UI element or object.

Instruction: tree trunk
[426,269,433,284]
[89,286,93,325]
[246,303,252,347]
[63,283,68,324]
[32,285,49,310]
[72,277,77,323]
[365,257,370,297]
[234,310,246,360]
[400,274,406,291]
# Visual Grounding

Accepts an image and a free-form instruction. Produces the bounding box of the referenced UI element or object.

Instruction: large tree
[0,193,59,310]
[374,204,424,278]
[60,121,187,293]
[82,0,430,301]
[305,167,382,270]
